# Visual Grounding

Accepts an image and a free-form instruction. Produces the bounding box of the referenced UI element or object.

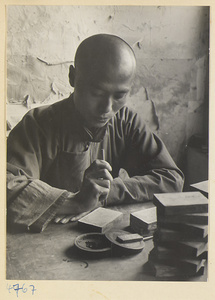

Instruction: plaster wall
[6,5,209,164]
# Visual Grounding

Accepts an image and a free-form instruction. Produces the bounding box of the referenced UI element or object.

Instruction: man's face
[73,57,136,128]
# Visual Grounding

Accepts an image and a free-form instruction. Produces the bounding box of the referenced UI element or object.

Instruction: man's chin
[89,118,111,128]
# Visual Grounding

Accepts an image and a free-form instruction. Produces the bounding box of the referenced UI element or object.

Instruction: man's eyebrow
[115,89,130,93]
[90,83,130,93]
[90,84,103,89]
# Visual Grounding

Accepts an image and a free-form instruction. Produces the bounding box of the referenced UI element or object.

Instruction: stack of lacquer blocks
[147,191,208,279]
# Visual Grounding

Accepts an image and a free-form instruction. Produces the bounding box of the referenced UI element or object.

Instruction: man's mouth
[94,116,111,123]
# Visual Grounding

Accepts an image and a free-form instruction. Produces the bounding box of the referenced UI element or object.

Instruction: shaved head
[70,34,136,128]
[74,34,136,82]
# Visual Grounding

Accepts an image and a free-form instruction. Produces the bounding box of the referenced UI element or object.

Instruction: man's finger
[91,159,112,172]
[53,215,66,223]
[95,169,113,181]
[60,215,74,224]
[70,211,90,222]
[94,179,111,189]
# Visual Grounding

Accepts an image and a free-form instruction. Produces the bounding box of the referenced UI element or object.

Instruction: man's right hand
[78,159,113,211]
[54,159,113,223]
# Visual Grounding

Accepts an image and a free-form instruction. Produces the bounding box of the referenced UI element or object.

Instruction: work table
[6,203,207,281]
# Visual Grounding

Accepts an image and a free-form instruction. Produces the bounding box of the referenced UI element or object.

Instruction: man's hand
[54,159,113,223]
[78,159,113,211]
[54,210,93,224]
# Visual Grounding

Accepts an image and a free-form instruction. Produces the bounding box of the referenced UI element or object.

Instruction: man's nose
[99,95,112,113]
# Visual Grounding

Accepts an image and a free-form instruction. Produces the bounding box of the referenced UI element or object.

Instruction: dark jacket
[7,95,184,232]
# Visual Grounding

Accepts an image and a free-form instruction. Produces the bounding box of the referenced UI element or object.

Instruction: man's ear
[69,65,75,87]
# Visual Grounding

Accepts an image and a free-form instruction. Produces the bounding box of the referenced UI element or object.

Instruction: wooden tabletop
[6,203,207,281]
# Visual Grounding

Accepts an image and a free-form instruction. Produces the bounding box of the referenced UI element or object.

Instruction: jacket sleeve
[7,108,74,232]
[106,109,184,206]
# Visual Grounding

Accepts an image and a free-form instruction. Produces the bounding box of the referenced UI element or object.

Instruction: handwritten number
[29,285,36,295]
[6,283,36,297]
[7,284,13,293]
[13,284,22,297]
[22,283,28,293]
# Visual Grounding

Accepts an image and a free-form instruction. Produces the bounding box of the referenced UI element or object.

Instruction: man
[7,34,184,232]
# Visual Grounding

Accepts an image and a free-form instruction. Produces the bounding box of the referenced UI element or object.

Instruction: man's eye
[114,92,127,100]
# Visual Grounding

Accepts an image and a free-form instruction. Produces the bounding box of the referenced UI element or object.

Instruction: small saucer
[75,233,111,254]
